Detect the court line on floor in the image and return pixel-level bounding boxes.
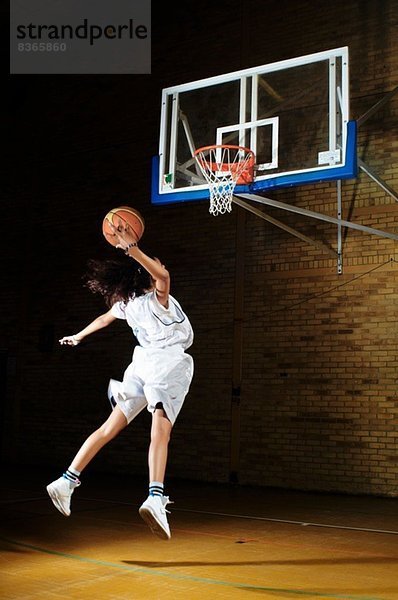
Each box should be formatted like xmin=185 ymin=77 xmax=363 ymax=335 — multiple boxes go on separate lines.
xmin=5 ymin=500 xmax=395 ymax=563
xmin=174 ymin=508 xmax=398 ymax=536
xmin=3 ymin=494 xmax=397 ymax=536
xmin=0 ymin=536 xmax=387 ymax=600
xmin=74 ymin=496 xmax=398 ymax=536
xmin=0 ymin=496 xmax=45 ymax=505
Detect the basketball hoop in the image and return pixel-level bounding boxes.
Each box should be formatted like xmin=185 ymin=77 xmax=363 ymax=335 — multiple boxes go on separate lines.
xmin=193 ymin=145 xmax=255 ymax=216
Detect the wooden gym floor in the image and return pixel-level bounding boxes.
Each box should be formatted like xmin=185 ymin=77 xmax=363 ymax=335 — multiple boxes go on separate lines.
xmin=1 ymin=469 xmax=397 ymax=600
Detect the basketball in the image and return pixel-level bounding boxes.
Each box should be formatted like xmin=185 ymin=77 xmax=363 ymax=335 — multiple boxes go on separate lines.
xmin=102 ymin=206 xmax=145 ymax=247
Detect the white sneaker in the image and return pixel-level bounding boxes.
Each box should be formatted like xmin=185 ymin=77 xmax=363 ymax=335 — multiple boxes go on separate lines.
xmin=139 ymin=495 xmax=172 ymax=540
xmin=46 ymin=476 xmax=80 ymax=517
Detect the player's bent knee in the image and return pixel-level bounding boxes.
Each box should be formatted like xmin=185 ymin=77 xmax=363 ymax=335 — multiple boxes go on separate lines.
xmin=98 ymin=422 xmax=124 ymax=441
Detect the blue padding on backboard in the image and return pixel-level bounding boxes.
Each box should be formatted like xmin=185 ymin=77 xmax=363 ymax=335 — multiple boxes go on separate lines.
xmin=151 ymin=120 xmax=357 ymax=205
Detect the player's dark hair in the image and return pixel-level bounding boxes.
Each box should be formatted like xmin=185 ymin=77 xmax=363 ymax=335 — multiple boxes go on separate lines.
xmin=84 ymin=257 xmax=152 ymax=307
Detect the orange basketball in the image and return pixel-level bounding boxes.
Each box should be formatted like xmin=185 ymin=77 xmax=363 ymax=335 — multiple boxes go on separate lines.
xmin=102 ymin=206 xmax=145 ymax=247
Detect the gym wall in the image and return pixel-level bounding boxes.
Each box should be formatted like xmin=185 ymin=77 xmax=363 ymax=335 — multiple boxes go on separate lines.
xmin=5 ymin=0 xmax=397 ymax=496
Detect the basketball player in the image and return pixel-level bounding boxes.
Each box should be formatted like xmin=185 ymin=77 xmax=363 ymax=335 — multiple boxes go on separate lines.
xmin=46 ymin=223 xmax=194 ymax=540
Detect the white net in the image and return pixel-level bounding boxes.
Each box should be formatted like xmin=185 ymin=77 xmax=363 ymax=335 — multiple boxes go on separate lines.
xmin=193 ymin=145 xmax=255 ymax=216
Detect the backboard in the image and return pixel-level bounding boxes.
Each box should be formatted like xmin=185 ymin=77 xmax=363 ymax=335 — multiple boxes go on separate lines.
xmin=152 ymin=47 xmax=357 ymax=205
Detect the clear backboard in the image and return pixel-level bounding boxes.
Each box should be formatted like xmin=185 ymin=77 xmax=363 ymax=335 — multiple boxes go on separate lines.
xmin=151 ymin=47 xmax=357 ymax=205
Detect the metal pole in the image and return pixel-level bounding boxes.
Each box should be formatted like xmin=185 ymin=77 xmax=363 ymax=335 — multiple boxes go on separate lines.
xmin=337 ymin=180 xmax=343 ymax=274
xmin=230 ymin=210 xmax=246 ymax=483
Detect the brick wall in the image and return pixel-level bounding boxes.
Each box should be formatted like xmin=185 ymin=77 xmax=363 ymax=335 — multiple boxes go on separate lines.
xmin=4 ymin=0 xmax=397 ymax=496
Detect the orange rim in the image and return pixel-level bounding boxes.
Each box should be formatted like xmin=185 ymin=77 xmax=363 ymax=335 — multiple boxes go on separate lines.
xmin=193 ymin=145 xmax=255 ymax=182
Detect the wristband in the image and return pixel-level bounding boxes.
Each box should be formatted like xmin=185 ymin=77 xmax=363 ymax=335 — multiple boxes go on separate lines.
xmin=125 ymin=242 xmax=138 ymax=254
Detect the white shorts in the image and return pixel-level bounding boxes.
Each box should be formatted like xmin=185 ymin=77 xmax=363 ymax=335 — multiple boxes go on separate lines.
xmin=108 ymin=346 xmax=194 ymax=425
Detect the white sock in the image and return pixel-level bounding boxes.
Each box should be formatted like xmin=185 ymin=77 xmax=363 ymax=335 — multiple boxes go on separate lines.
xmin=149 ymin=481 xmax=164 ymax=497
xmin=63 ymin=467 xmax=81 ymax=487
xmin=68 ymin=466 xmax=81 ymax=477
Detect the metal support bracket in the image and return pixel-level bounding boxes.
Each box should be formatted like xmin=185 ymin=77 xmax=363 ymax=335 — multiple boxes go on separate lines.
xmin=236 ymin=192 xmax=398 ymax=239
xmin=356 ymin=86 xmax=398 ymax=203
xmin=357 ymin=158 xmax=398 ymax=202
xmin=356 ymin=86 xmax=398 ymax=128
xmin=233 ymin=196 xmax=337 ymax=258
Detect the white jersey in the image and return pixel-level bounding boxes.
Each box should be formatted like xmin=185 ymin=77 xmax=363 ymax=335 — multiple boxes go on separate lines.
xmin=109 ymin=290 xmax=194 ymax=425
xmin=110 ymin=290 xmax=193 ymax=350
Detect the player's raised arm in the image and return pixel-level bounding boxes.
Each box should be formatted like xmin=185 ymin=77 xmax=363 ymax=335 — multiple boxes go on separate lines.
xmin=129 ymin=251 xmax=170 ymax=308
xmin=109 ymin=222 xmax=170 ymax=307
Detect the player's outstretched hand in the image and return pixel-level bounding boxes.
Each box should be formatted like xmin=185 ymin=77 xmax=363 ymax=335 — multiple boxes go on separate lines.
xmin=59 ymin=335 xmax=81 ymax=346
xmin=108 ymin=222 xmax=138 ymax=252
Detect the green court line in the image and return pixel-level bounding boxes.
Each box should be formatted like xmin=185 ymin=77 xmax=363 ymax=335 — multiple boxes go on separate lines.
xmin=0 ymin=536 xmax=385 ymax=600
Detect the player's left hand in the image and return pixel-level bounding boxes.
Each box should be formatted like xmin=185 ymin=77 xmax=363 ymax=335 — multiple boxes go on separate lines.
xmin=59 ymin=335 xmax=81 ymax=346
